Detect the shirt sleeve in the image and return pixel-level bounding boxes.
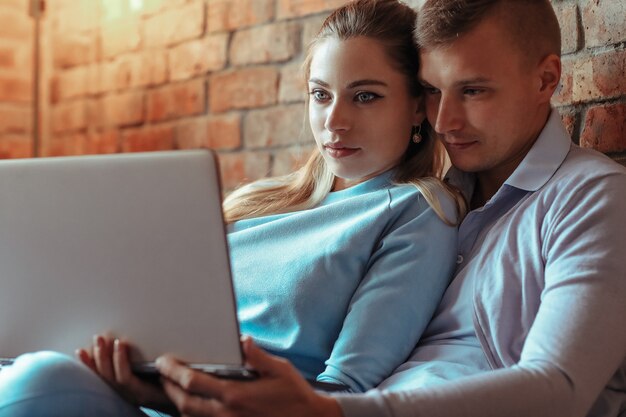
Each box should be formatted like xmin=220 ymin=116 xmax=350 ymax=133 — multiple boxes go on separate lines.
xmin=334 ymin=172 xmax=626 ymax=416
xmin=316 ymin=187 xmax=458 ymax=392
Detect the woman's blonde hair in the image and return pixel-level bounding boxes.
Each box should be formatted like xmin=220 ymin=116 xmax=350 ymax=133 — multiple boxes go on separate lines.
xmin=224 ymin=0 xmax=466 ymax=225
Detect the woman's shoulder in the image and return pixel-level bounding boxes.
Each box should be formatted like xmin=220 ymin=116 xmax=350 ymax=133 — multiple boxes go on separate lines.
xmin=387 ymin=180 xmax=460 ymax=225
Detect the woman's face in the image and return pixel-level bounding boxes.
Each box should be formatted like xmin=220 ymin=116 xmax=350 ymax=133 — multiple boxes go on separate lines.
xmin=307 ymin=36 xmax=423 ymax=191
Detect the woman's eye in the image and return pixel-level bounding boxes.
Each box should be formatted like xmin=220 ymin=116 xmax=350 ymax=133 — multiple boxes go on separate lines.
xmin=355 ymin=92 xmax=379 ymax=103
xmin=309 ymin=90 xmax=330 ymax=102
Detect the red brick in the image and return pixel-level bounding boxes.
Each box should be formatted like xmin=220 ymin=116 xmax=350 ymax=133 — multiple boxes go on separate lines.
xmin=52 ymin=31 xmax=99 ymax=69
xmin=175 ymin=117 xmax=208 ymax=150
xmin=208 ymin=113 xmax=242 ymax=150
xmin=244 ymin=104 xmax=308 ymax=148
xmin=582 ymin=0 xmax=626 ymax=47
xmin=272 ymin=145 xmax=315 ymax=176
xmin=177 ymin=113 xmax=242 ymax=150
xmin=144 ymin=1 xmax=205 ymax=48
xmin=558 ymin=109 xmax=578 ymax=139
xmin=86 ymin=63 xmax=107 ymax=96
xmin=51 ymin=100 xmax=87 ymax=133
xmin=209 ymin=67 xmax=279 ymax=113
xmin=101 ymin=17 xmax=142 ymax=59
xmin=140 ymin=0 xmax=190 ymax=16
xmin=100 ymin=91 xmax=145 ymax=127
xmin=1 ymin=0 xmax=29 ymax=10
xmin=43 ymin=133 xmax=87 ymax=157
xmin=0 ymin=135 xmax=32 ymax=159
xmin=0 ymin=45 xmax=15 ymax=69
xmin=554 ymin=3 xmax=579 ymax=54
xmin=301 ymin=14 xmax=328 ymax=49
xmin=553 ymin=56 xmax=575 ymax=106
xmin=580 ymin=103 xmax=626 ymax=154
xmin=84 ymin=130 xmax=120 ymax=154
xmin=207 ymin=0 xmax=274 ymax=33
xmin=217 ymin=151 xmax=271 ymax=190
xmin=54 ymin=1 xmax=100 ymax=33
xmin=0 ymin=76 xmax=31 ymax=103
xmin=102 ymin=51 xmax=168 ymax=92
xmin=0 ymin=7 xmax=32 ymax=40
xmin=230 ymin=22 xmax=300 ymax=66
xmin=169 ymin=34 xmax=228 ymax=81
xmin=176 ymin=113 xmax=244 ymax=151
xmin=279 ymin=60 xmax=307 ymax=103
xmin=0 ymin=104 xmax=31 ymax=134
xmin=573 ymin=49 xmax=626 ymax=102
xmin=121 ymin=125 xmax=176 ymax=152
xmin=54 ymin=66 xmax=89 ymax=101
xmin=147 ymin=79 xmax=206 ymax=122
xmin=277 ymin=0 xmax=348 ymax=19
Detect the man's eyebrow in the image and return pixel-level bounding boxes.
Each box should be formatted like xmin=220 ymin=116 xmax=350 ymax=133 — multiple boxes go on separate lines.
xmin=419 ymin=77 xmax=493 ymax=88
xmin=308 ymin=78 xmax=388 ymax=88
xmin=453 ymin=77 xmax=492 ymax=87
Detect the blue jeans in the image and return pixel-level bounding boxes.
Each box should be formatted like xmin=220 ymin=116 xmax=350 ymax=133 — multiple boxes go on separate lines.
xmin=0 ymin=351 xmax=169 ymax=417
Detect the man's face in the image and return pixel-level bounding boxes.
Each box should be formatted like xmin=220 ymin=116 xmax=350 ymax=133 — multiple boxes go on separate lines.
xmin=419 ymin=16 xmax=546 ymax=185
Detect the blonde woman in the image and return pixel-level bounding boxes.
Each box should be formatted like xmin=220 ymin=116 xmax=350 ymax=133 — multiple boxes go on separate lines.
xmin=0 ymin=1 xmax=465 ymax=415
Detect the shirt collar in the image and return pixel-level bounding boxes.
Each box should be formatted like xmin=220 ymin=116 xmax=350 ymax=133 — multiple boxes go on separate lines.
xmin=505 ymin=109 xmax=571 ymax=191
xmin=445 ymin=109 xmax=572 ymax=195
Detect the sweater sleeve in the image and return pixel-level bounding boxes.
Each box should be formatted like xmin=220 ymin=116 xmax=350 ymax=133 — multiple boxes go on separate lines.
xmin=316 ymin=187 xmax=458 ymax=392
xmin=334 ymin=172 xmax=626 ymax=416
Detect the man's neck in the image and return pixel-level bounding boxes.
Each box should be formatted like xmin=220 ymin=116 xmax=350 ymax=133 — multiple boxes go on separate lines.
xmin=471 ymin=173 xmax=505 ymax=209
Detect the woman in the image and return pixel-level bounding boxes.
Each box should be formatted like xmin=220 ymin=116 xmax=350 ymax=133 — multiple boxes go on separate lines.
xmin=0 ymin=1 xmax=465 ymax=415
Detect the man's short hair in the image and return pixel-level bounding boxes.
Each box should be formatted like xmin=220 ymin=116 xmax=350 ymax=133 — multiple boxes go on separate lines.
xmin=416 ymin=0 xmax=561 ymax=65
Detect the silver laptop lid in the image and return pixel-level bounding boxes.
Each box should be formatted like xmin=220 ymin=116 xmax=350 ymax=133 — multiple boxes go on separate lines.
xmin=0 ymin=150 xmax=244 ymax=371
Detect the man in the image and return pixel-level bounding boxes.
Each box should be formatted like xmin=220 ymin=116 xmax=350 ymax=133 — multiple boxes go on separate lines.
xmin=2 ymin=1 xmax=624 ymax=416
xmin=153 ymin=1 xmax=626 ymax=416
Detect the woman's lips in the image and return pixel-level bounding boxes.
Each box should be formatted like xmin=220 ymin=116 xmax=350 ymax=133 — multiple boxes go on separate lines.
xmin=324 ymin=144 xmax=360 ymax=158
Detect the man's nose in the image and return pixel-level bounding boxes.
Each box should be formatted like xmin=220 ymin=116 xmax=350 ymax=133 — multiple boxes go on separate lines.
xmin=433 ymin=94 xmax=463 ymax=134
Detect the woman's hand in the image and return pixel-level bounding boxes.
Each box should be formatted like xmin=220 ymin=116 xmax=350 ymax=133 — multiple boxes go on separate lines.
xmin=76 ymin=334 xmax=177 ymax=414
xmin=156 ymin=337 xmax=344 ymax=417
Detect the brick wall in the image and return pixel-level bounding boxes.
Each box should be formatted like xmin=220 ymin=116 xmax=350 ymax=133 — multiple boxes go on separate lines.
xmin=0 ymin=0 xmax=624 ymax=189
xmin=0 ymin=0 xmax=33 ymax=158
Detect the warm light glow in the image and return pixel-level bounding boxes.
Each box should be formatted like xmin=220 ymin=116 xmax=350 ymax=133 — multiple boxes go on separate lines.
xmin=102 ymin=0 xmax=145 ymax=21
xmin=130 ymin=0 xmax=144 ymax=11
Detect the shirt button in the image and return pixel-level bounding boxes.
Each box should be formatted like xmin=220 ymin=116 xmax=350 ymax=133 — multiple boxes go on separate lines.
xmin=456 ymin=255 xmax=464 ymax=264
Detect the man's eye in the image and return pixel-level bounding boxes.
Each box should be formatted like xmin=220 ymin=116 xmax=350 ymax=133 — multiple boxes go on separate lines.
xmin=464 ymin=88 xmax=484 ymax=96
xmin=423 ymin=87 xmax=440 ymax=95
xmin=355 ymin=92 xmax=380 ymax=103
xmin=309 ymin=90 xmax=330 ymax=102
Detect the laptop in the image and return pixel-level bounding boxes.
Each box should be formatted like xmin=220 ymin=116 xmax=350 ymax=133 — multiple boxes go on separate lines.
xmin=0 ymin=149 xmax=255 ymax=379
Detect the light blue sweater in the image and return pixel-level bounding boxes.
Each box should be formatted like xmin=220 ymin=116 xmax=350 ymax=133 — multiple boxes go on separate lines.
xmin=227 ymin=171 xmax=458 ymax=392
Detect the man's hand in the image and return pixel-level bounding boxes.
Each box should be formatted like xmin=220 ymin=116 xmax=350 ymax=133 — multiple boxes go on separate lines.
xmin=156 ymin=337 xmax=344 ymax=417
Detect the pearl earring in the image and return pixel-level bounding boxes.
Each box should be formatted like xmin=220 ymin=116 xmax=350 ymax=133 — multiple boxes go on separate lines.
xmin=412 ymin=125 xmax=422 ymax=144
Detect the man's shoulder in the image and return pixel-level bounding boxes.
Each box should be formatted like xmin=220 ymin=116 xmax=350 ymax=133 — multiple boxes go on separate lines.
xmin=551 ymin=144 xmax=626 ymax=185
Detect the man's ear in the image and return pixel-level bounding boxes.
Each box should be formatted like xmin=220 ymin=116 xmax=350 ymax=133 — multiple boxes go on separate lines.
xmin=537 ymin=53 xmax=561 ymax=103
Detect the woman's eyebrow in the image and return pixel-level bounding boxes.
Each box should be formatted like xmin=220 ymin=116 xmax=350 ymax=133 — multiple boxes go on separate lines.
xmin=308 ymin=78 xmax=388 ymax=88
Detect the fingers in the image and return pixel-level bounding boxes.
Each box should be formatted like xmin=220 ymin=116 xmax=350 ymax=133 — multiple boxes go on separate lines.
xmin=93 ymin=335 xmax=116 ymax=382
xmin=156 ymin=356 xmax=227 ymax=400
xmin=161 ymin=379 xmax=230 ymax=417
xmin=76 ymin=348 xmax=97 ymax=372
xmin=241 ymin=337 xmax=292 ymax=378
xmin=112 ymin=339 xmax=134 ymax=385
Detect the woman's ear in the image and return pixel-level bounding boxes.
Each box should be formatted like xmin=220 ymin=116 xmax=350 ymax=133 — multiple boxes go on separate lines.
xmin=413 ymin=99 xmax=426 ymax=125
